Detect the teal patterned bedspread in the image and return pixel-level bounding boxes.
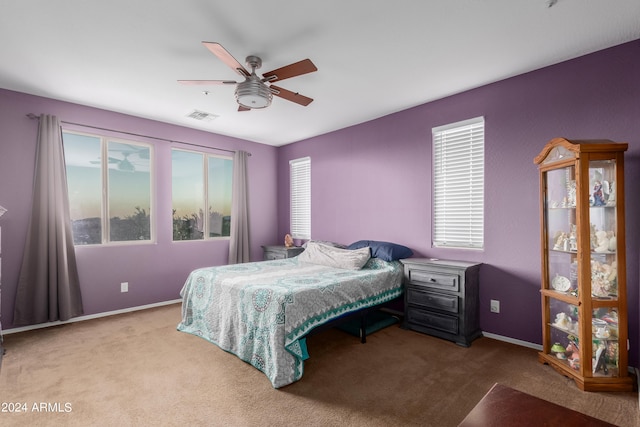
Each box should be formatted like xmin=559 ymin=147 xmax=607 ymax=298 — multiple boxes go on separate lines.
xmin=177 ymin=256 xmax=403 ymax=388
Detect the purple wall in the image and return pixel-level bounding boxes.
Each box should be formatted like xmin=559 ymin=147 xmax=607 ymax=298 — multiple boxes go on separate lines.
xmin=0 ymin=89 xmax=279 ymax=328
xmin=277 ymin=40 xmax=640 ymax=366
xmin=1 ymin=40 xmax=638 ymax=367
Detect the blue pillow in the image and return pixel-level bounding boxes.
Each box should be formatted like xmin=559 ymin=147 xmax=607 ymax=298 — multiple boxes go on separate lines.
xmin=346 ymin=240 xmax=413 ymax=262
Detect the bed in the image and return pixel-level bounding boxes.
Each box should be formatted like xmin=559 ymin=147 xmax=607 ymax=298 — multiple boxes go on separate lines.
xmin=177 ymin=240 xmax=411 ymax=388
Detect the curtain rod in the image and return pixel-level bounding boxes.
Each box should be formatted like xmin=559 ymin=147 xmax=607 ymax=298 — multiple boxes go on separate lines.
xmin=26 ymin=113 xmax=250 ymax=156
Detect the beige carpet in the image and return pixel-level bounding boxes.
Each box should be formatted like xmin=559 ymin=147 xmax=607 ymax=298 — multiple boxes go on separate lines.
xmin=0 ymin=303 xmax=637 ymax=427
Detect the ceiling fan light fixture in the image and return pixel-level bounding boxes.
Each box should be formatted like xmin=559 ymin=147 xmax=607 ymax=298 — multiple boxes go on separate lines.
xmin=235 ymin=77 xmax=272 ymax=109
xmin=180 ymin=43 xmax=316 ymax=110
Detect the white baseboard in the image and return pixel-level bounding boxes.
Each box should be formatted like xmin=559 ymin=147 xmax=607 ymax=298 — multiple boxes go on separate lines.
xmin=483 ymin=332 xmax=639 ymax=378
xmin=3 ymin=299 xmax=182 ymax=335
xmin=481 ymin=331 xmax=543 ymax=351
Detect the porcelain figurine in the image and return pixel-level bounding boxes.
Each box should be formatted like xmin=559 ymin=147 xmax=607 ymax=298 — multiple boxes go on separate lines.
xmin=565 ymin=340 xmax=580 ymax=371
xmin=553 ymin=312 xmax=571 ymax=330
xmin=607 ymin=232 xmax=617 ymax=252
xmin=553 ymin=231 xmax=567 ymax=250
xmin=606 ymin=181 xmax=616 ymax=205
xmin=551 ymin=343 xmax=566 ymax=359
xmin=284 ymin=233 xmax=294 ymax=248
xmin=593 ymin=342 xmax=608 ymax=374
xmin=591 ymin=259 xmax=616 ymax=297
xmin=592 ymin=181 xmax=606 ymax=206
xmin=594 ymin=230 xmax=610 ymax=253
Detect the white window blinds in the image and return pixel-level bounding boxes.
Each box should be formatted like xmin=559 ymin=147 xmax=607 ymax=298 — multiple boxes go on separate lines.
xmin=290 ymin=157 xmax=311 ymax=239
xmin=432 ymin=117 xmax=484 ymax=249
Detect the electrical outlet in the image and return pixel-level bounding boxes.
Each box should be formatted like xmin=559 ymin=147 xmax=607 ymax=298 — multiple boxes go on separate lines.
xmin=490 ymin=299 xmax=500 ymax=313
xmin=121 ymin=282 xmax=129 ymax=293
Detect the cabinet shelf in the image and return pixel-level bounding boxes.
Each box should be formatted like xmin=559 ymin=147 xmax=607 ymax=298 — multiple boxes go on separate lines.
xmin=540 ymin=289 xmax=577 ymax=304
xmin=535 ymin=137 xmax=633 ymax=392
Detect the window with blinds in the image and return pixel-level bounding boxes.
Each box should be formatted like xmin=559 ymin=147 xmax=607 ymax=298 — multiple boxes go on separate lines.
xmin=432 ymin=117 xmax=484 ymax=249
xmin=290 ymin=157 xmax=311 ymax=239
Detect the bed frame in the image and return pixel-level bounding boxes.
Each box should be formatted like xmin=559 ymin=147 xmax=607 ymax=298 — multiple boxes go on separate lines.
xmin=306 ymin=297 xmax=403 ymax=343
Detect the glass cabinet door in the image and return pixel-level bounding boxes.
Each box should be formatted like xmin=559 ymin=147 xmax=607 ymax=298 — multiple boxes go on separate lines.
xmin=588 ymin=159 xmax=620 ymax=377
xmin=545 ymin=166 xmax=578 ymax=295
xmin=543 ymin=160 xmax=621 ymax=378
xmin=544 ymin=166 xmax=582 ymax=371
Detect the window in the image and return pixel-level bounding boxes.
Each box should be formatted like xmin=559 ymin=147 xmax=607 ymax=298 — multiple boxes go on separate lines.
xmin=171 ymin=149 xmax=233 ymax=240
xmin=290 ymin=157 xmax=311 ymax=240
xmin=63 ymin=131 xmax=153 ymax=245
xmin=432 ymin=117 xmax=484 ymax=249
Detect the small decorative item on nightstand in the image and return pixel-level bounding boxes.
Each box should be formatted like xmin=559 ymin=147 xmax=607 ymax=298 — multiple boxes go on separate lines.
xmin=284 ymin=233 xmax=294 ymax=248
xmin=262 ymin=245 xmax=304 ymax=261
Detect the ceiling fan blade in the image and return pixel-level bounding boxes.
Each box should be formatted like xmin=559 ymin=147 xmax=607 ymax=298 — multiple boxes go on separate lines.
xmin=238 ymin=105 xmax=251 ymax=112
xmin=202 ymin=42 xmax=250 ymax=77
xmin=262 ymin=59 xmax=317 ymax=82
xmin=270 ymin=85 xmax=313 ymax=106
xmin=178 ymin=79 xmax=237 ymax=85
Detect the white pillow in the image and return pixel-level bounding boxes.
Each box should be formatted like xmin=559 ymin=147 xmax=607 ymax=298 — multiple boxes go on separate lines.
xmin=297 ymin=241 xmax=370 ymax=270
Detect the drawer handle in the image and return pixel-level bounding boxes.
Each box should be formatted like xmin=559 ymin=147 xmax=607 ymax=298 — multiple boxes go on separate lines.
xmin=429 ymin=278 xmax=437 ymax=282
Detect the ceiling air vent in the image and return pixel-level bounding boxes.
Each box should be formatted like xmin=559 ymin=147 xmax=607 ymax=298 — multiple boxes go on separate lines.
xmin=186 ymin=109 xmax=218 ymax=122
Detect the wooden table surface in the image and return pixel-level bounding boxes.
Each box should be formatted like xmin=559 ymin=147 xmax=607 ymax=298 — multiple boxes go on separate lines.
xmin=458 ymin=383 xmax=617 ymax=427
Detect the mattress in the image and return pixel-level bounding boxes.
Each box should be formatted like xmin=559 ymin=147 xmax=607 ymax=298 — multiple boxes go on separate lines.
xmin=177 ymin=256 xmax=403 ymax=388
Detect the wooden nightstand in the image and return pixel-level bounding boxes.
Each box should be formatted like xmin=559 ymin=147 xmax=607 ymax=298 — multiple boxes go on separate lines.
xmin=261 ymin=245 xmax=304 ymax=260
xmin=400 ymin=258 xmax=482 ymax=347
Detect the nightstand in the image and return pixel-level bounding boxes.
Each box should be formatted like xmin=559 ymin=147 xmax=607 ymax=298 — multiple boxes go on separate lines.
xmin=262 ymin=245 xmax=304 ymax=260
xmin=400 ymin=258 xmax=482 ymax=347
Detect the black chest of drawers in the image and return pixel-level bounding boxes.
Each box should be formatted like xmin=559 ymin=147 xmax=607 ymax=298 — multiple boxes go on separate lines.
xmin=401 ymin=258 xmax=482 ymax=347
xmin=261 ymin=245 xmax=304 ymax=260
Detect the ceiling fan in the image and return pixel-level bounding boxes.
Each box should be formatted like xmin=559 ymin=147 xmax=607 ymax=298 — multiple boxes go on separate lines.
xmin=178 ymin=42 xmax=317 ymax=111
xmin=90 ymin=145 xmax=149 ymax=172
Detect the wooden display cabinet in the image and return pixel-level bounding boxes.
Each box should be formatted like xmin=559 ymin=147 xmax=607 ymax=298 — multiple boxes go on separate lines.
xmin=534 ymin=138 xmax=633 ymax=391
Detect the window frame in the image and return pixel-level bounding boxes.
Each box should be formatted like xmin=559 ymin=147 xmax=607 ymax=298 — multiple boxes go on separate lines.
xmin=171 ymin=147 xmax=233 ymax=242
xmin=432 ymin=117 xmax=485 ymax=250
xmin=62 ymin=130 xmax=155 ymax=246
xmin=289 ymin=157 xmax=311 ymax=240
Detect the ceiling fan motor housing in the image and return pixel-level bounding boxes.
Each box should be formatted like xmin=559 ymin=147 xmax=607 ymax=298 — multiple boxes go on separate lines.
xmin=235 ymin=75 xmax=272 ymax=109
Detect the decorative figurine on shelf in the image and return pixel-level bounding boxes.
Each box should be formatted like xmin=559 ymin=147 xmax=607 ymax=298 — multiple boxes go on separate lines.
xmin=565 ymin=340 xmax=580 ymax=371
xmin=606 ymin=181 xmax=616 ymax=206
xmin=594 ymin=230 xmax=610 ymax=253
xmin=595 ymin=325 xmax=611 ymax=339
xmin=607 ymin=231 xmax=617 ymax=252
xmin=553 ymin=231 xmax=567 ymax=250
xmin=551 ymin=343 xmax=567 ymax=359
xmin=591 ymin=259 xmax=617 ymax=297
xmin=590 ymin=224 xmax=599 ymax=250
xmin=593 ymin=342 xmax=608 ymax=374
xmin=606 ymin=342 xmax=619 ymax=367
xmin=565 ymin=180 xmax=577 ymax=207
xmin=568 ymin=224 xmax=577 ymax=251
xmin=602 ymin=180 xmax=611 ymax=202
xmin=553 ymin=312 xmax=572 ymax=331
xmin=592 ymin=181 xmax=606 ymax=206
xmin=284 ymin=233 xmax=294 ymax=248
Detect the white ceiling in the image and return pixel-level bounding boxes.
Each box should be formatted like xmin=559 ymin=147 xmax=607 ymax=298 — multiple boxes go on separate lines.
xmin=1 ymin=1 xmax=639 ymax=147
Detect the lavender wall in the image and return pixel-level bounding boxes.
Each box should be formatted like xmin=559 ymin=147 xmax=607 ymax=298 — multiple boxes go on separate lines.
xmin=0 ymin=89 xmax=279 ymax=329
xmin=1 ymin=40 xmax=638 ymax=367
xmin=277 ymin=40 xmax=640 ymax=366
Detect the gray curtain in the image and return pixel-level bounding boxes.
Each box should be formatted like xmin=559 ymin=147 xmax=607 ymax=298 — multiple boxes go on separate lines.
xmin=228 ymin=150 xmax=250 ymax=264
xmin=13 ymin=115 xmax=83 ymax=326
